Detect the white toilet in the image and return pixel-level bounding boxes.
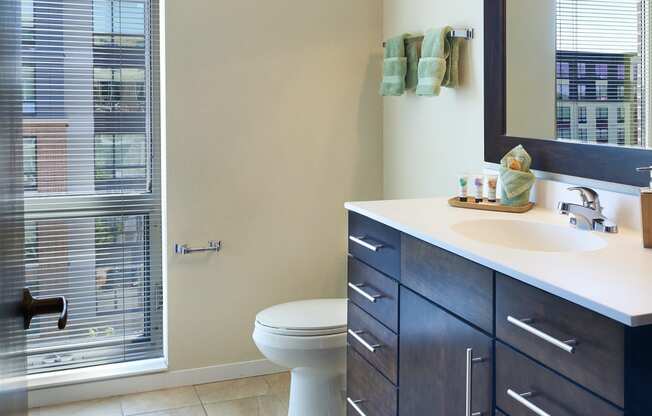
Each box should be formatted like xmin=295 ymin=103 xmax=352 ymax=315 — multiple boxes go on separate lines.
xmin=253 ymin=299 xmax=347 ymax=416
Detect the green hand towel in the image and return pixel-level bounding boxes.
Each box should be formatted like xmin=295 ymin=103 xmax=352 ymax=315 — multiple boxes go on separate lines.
xmin=443 ymin=36 xmax=461 ymax=88
xmin=499 ymin=145 xmax=536 ymax=206
xmin=405 ymin=37 xmax=421 ymax=90
xmin=416 ymin=27 xmax=452 ymax=96
xmin=380 ymin=34 xmax=409 ymax=96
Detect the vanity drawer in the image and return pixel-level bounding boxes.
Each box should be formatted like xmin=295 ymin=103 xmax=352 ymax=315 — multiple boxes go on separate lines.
xmin=496 ymin=274 xmax=625 ymax=407
xmin=348 ymin=301 xmax=398 ymax=384
xmin=496 ymin=343 xmax=623 ymax=416
xmin=348 ymin=257 xmax=398 ymax=332
xmin=347 ymin=347 xmax=397 ymax=416
xmin=401 ymin=234 xmax=494 ymax=333
xmin=348 ymin=212 xmax=401 ymax=280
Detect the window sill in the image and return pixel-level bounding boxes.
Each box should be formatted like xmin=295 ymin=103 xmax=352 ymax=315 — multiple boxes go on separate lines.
xmin=27 ymin=358 xmax=168 ymax=391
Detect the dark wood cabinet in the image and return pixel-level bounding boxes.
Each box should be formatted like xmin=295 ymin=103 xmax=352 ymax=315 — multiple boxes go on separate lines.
xmin=348 ymin=257 xmax=399 ymax=332
xmin=347 ymin=301 xmax=398 ymax=384
xmin=346 ymin=211 xmax=652 ymax=416
xmin=348 ymin=212 xmax=401 ymax=280
xmin=496 ymin=273 xmax=625 ymax=406
xmin=401 ymin=234 xmax=494 ymax=333
xmin=496 ymin=342 xmax=623 ymax=416
xmin=399 ymin=287 xmax=493 ymax=416
xmin=347 ymin=348 xmax=397 ymax=416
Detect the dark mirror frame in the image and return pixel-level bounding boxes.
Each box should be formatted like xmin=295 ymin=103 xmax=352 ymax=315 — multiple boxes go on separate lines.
xmin=484 ymin=0 xmax=652 ymax=187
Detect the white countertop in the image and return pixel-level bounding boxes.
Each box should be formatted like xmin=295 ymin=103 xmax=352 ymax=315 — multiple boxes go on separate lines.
xmin=345 ymin=197 xmax=652 ymax=327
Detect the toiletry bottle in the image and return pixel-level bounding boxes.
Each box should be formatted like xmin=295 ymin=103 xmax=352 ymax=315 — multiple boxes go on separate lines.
xmin=486 ymin=175 xmax=498 ymax=203
xmin=473 ymin=175 xmax=485 ymax=203
xmin=638 ymin=166 xmax=652 ymax=249
xmin=458 ymin=174 xmax=469 ymax=202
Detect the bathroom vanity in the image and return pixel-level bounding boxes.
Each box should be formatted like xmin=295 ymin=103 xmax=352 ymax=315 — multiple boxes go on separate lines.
xmin=345 ymin=198 xmax=652 ymax=416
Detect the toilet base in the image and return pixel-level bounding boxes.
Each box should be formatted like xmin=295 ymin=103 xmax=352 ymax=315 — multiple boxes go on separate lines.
xmin=288 ymin=367 xmax=345 ymax=416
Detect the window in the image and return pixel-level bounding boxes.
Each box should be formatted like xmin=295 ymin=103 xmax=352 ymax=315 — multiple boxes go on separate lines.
xmin=595 ymin=63 xmax=608 ymax=79
xmin=557 ymin=62 xmax=570 ymax=78
xmin=618 ymin=85 xmax=625 ymax=99
xmin=556 ymin=106 xmax=571 ymax=123
xmin=556 ymin=0 xmax=646 ymax=147
xmin=596 ymin=81 xmax=608 ymax=101
xmin=22 ymin=65 xmax=36 ymax=114
xmin=19 ymin=0 xmax=162 ymax=375
xmin=94 ymin=68 xmax=146 ymax=113
xmin=578 ymin=127 xmax=588 ymax=141
xmin=578 ymin=107 xmax=587 ymax=124
xmin=597 ymin=128 xmax=609 ymax=142
xmin=596 ymin=107 xmax=609 ymax=142
xmin=557 ymin=80 xmax=570 ymax=100
xmin=618 ymin=107 xmax=625 ymax=123
xmin=617 ymin=128 xmax=626 ymax=144
xmin=617 ymin=64 xmax=626 ymax=80
xmin=23 ymin=137 xmax=37 ymax=191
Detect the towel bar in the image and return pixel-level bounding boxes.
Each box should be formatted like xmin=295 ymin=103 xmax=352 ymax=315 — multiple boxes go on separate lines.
xmin=382 ymin=28 xmax=474 ymax=47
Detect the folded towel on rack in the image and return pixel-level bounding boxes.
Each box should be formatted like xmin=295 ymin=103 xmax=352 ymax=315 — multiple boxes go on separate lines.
xmin=405 ymin=37 xmax=421 ymax=90
xmin=380 ymin=34 xmax=409 ymax=96
xmin=443 ymin=35 xmax=461 ymax=88
xmin=416 ymin=26 xmax=452 ymax=96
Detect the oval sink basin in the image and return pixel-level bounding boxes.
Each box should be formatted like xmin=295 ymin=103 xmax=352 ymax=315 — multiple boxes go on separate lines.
xmin=451 ymin=219 xmax=607 ymax=253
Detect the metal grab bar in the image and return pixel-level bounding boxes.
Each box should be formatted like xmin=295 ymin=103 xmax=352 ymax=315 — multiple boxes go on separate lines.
xmin=174 ymin=240 xmax=222 ymax=255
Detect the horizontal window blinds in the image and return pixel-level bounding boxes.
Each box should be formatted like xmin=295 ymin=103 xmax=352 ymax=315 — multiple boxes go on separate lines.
xmin=556 ymin=0 xmax=648 ymax=147
xmin=14 ymin=0 xmax=162 ymax=374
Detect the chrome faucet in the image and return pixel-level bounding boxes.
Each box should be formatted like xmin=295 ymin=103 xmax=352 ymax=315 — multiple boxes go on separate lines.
xmin=558 ymin=187 xmax=619 ymax=233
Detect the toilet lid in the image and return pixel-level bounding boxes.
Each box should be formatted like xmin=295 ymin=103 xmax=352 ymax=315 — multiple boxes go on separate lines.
xmin=256 ymin=299 xmax=347 ymax=336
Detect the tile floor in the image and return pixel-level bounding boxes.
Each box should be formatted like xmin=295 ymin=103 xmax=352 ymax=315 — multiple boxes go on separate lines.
xmin=29 ymin=373 xmax=290 ymax=416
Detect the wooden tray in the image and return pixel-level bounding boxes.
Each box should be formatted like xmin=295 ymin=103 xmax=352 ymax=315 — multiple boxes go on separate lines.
xmin=448 ymin=197 xmax=534 ymax=213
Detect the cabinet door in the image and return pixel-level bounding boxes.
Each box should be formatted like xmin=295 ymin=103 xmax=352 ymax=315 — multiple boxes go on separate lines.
xmin=400 ymin=287 xmax=493 ymax=416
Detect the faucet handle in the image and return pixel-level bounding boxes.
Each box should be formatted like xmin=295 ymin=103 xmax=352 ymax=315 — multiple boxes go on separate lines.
xmin=567 ymin=187 xmax=601 ymax=211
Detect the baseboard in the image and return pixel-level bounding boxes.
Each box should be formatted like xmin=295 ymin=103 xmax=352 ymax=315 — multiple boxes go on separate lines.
xmin=28 ymin=359 xmax=286 ymax=409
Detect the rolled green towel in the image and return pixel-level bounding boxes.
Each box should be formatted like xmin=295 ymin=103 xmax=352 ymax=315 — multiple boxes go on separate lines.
xmin=499 ymin=145 xmax=536 ymax=206
xmin=416 ymin=27 xmax=452 ymax=96
xmin=380 ymin=34 xmax=409 ymax=96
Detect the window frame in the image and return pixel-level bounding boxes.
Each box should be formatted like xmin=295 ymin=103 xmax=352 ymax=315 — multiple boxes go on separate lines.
xmin=21 ymin=0 xmax=163 ymax=377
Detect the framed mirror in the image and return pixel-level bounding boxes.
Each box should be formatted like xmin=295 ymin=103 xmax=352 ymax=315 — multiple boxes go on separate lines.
xmin=485 ymin=0 xmax=652 ymax=186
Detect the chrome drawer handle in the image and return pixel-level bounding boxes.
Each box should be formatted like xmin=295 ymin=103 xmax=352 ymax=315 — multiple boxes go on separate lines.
xmin=507 ymin=316 xmax=577 ymax=354
xmin=348 ymin=283 xmax=382 ymax=303
xmin=348 ymin=329 xmax=382 ymax=353
xmin=349 ymin=235 xmax=384 ymax=252
xmin=507 ymin=390 xmax=551 ymax=416
xmin=465 ymin=348 xmax=485 ymax=416
xmin=347 ymin=398 xmax=367 ymax=416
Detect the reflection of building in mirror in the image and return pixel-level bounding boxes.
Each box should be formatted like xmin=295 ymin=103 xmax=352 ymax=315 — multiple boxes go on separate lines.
xmin=555 ymin=51 xmax=641 ymax=147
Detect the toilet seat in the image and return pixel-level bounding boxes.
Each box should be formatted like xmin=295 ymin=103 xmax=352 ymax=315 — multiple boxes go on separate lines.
xmin=255 ymin=299 xmax=347 ymax=337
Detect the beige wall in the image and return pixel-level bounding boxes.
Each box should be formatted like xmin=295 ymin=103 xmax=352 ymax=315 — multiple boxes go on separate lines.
xmin=165 ymin=0 xmax=383 ymax=371
xmin=382 ymin=0 xmax=485 ymax=199
xmin=506 ymin=0 xmax=556 ymax=139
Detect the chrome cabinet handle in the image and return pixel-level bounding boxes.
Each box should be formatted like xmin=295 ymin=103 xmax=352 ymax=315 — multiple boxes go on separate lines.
xmin=347 ymin=398 xmax=367 ymax=416
xmin=349 ymin=235 xmax=384 ymax=252
xmin=465 ymin=348 xmax=485 ymax=416
xmin=507 ymin=316 xmax=577 ymax=354
xmin=348 ymin=283 xmax=382 ymax=303
xmin=348 ymin=329 xmax=381 ymax=353
xmin=507 ymin=390 xmax=551 ymax=416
